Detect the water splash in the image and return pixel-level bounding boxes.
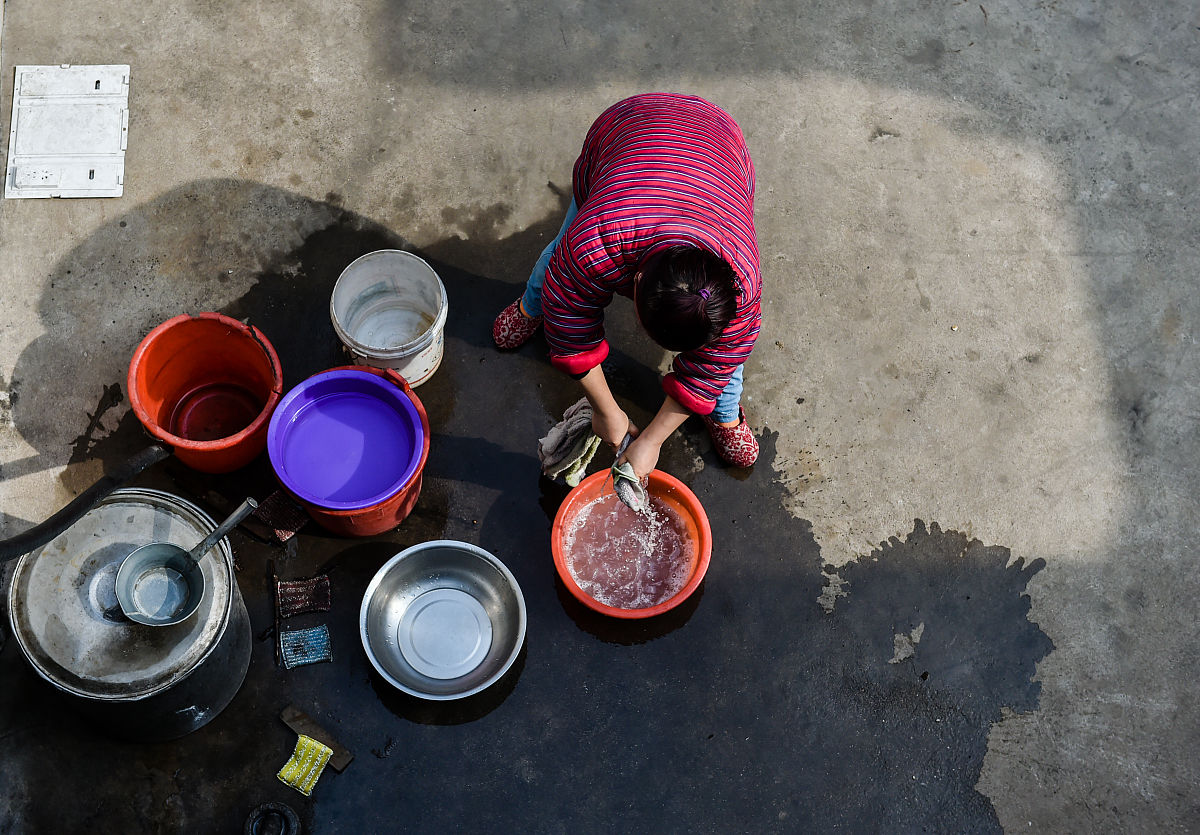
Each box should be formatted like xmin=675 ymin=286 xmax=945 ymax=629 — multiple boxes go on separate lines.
xmin=563 ymin=492 xmax=692 ymax=609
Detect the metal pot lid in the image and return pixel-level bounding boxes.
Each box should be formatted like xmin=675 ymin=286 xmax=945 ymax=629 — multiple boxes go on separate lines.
xmin=7 ymin=488 xmax=234 ymax=701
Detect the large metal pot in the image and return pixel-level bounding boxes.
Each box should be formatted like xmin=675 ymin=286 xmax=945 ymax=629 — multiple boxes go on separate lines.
xmin=6 ymin=488 xmax=251 ymax=741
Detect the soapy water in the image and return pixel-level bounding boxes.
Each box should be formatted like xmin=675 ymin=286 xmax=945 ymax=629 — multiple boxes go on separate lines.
xmin=564 ymin=491 xmax=693 ymax=609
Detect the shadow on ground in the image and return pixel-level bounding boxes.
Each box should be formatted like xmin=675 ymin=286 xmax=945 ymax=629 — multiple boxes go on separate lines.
xmin=0 ymin=182 xmax=1050 ymax=833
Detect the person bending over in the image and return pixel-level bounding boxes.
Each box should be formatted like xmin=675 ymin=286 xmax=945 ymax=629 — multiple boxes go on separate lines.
xmin=493 ymin=93 xmax=762 ymax=476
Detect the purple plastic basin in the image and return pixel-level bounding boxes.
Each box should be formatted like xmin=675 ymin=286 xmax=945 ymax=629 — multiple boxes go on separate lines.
xmin=267 ymin=369 xmax=425 ymax=511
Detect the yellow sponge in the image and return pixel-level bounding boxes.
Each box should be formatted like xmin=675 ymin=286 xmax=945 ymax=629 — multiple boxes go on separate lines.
xmin=277 ymin=734 xmax=333 ymax=796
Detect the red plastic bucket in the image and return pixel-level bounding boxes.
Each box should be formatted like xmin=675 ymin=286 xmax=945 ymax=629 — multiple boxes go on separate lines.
xmin=267 ymin=366 xmax=430 ymax=537
xmin=551 ymin=470 xmax=712 ymax=619
xmin=128 ymin=313 xmax=283 ymax=474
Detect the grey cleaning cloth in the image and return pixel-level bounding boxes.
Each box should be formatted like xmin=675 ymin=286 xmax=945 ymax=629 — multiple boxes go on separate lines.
xmin=611 ymin=434 xmax=648 ymax=513
xmin=539 ymin=397 xmax=602 ymax=487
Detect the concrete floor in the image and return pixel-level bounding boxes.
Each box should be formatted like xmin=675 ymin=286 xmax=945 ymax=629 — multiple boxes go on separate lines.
xmin=1 ymin=0 xmax=1198 ymax=832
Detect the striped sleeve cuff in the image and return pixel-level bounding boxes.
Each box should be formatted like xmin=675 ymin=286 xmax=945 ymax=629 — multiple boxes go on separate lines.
xmin=550 ymin=341 xmax=610 ymax=376
xmin=663 ymin=372 xmax=717 ymax=415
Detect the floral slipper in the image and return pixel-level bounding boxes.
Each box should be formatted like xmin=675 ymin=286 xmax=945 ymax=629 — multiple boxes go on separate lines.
xmin=492 ymin=298 xmax=543 ymax=349
xmin=702 ymin=407 xmax=759 ymax=467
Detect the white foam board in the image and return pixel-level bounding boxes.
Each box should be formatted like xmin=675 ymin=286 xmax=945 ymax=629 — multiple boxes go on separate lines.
xmin=5 ymin=64 xmax=130 ymax=198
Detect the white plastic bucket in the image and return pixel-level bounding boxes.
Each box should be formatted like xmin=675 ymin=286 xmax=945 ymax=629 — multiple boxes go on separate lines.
xmin=330 ymin=250 xmax=449 ymax=387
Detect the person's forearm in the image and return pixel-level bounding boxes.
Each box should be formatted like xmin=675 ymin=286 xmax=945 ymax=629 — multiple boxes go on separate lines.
xmin=641 ymin=395 xmax=691 ymax=447
xmin=577 ymin=365 xmax=632 ymax=448
xmin=577 ymin=366 xmax=620 ymax=416
xmin=616 ymin=394 xmax=692 ymax=478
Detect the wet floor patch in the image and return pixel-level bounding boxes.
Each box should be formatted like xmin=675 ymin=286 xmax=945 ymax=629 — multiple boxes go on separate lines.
xmin=0 ymin=181 xmax=1052 ymax=832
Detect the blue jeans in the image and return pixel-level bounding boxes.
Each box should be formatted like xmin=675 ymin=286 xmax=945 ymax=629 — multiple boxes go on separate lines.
xmin=524 ymin=198 xmax=744 ymax=424
xmin=521 ymin=198 xmax=577 ymax=318
xmin=711 ymin=365 xmax=744 ymax=425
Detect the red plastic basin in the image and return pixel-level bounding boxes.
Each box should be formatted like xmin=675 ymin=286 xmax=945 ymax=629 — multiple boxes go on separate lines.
xmin=551 ymin=469 xmax=712 ymax=619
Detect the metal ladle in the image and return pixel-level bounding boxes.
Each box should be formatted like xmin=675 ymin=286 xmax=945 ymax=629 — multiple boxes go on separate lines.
xmin=115 ymin=497 xmax=258 ymax=626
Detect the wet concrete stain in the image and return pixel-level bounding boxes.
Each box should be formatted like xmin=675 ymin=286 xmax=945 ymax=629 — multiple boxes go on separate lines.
xmin=68 ymin=382 xmax=125 ymax=465
xmin=0 ymin=182 xmax=1052 ymax=833
xmin=904 ymin=38 xmax=947 ymax=67
xmin=0 ymin=374 xmax=18 ymax=426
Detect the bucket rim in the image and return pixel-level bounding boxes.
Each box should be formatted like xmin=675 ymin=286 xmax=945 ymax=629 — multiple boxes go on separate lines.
xmin=127 ymin=312 xmax=284 ymax=454
xmin=329 ymin=249 xmax=449 ymax=359
xmin=550 ymin=469 xmax=713 ymax=619
xmin=267 ymin=367 xmax=428 ymax=511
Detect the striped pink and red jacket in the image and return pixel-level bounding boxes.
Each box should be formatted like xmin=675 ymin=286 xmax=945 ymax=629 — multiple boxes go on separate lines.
xmin=541 ymin=93 xmax=762 ymax=415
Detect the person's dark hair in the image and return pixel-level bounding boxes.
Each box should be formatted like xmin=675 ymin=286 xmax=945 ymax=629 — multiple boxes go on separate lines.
xmin=634 ymin=246 xmax=738 ymax=352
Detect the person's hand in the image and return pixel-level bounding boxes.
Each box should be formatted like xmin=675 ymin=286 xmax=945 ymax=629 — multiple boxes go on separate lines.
xmin=593 ymin=404 xmax=637 ymax=450
xmin=618 ymin=434 xmax=660 ymax=481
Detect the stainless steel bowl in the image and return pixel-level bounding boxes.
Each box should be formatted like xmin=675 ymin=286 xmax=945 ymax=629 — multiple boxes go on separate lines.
xmin=360 ymin=540 xmax=526 ymax=700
